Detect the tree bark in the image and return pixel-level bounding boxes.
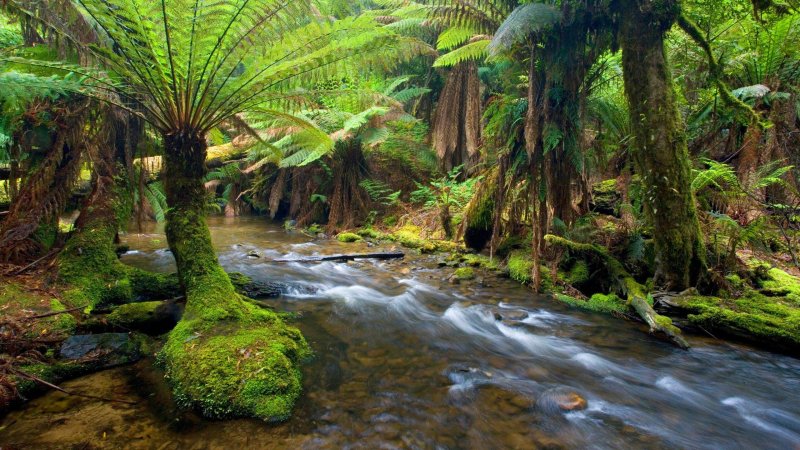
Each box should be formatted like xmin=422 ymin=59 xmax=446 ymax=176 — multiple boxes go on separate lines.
xmin=162 ymin=129 xmax=244 ymax=317
xmin=619 ymin=1 xmax=706 ymax=291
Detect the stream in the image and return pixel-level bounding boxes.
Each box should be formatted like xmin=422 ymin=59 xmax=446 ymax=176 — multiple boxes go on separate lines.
xmin=2 ymin=216 xmax=800 ymax=449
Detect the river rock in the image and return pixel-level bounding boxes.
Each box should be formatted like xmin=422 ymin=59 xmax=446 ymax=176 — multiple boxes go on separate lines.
xmin=536 ymin=386 xmax=588 ymax=413
xmin=59 ymin=333 xmax=142 ymax=368
xmin=246 ymin=250 xmax=261 ymax=258
xmin=241 ymin=280 xmax=286 ymax=298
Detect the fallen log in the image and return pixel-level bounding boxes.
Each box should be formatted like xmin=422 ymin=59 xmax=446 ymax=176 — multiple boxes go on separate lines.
xmin=274 ymin=251 xmax=405 ymax=263
xmin=545 ymin=234 xmax=690 ymax=349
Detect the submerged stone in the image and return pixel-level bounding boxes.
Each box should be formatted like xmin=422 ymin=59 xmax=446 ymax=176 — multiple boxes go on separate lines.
xmin=536 ymin=386 xmax=588 ymax=413
xmin=59 ymin=333 xmax=142 ymax=367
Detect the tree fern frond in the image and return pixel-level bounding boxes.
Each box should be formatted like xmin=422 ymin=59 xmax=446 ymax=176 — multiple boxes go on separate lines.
xmin=433 ymin=39 xmax=490 ymax=67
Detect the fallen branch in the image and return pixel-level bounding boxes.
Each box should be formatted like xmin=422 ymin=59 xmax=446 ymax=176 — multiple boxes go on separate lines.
xmin=545 ymin=235 xmax=690 ymax=349
xmin=274 ymin=251 xmax=405 ymax=263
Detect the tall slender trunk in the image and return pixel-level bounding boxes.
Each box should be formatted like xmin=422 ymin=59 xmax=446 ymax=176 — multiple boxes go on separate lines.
xmin=162 ymin=129 xmax=242 ymax=317
xmin=620 ymin=1 xmax=705 ymax=290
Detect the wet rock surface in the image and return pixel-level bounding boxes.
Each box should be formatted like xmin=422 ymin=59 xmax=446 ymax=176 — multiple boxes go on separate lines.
xmin=59 ymin=333 xmax=142 ymax=367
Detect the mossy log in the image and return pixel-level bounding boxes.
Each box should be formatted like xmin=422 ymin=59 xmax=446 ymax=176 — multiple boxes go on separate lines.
xmin=545 ymin=234 xmax=690 ymax=349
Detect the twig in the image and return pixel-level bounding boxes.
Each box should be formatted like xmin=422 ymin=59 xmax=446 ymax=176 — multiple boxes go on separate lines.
xmin=23 ymin=305 xmax=87 ymax=320
xmin=11 ymin=248 xmax=59 ymax=276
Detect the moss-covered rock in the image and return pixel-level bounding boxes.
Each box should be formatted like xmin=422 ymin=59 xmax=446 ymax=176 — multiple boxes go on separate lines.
xmin=453 ymin=267 xmax=476 ymax=281
xmin=337 ymin=232 xmax=364 ymax=243
xmin=356 ymin=227 xmax=381 ymax=239
xmin=591 ymin=179 xmax=621 ymax=215
xmin=677 ymin=291 xmax=800 ymax=350
xmin=462 ymin=253 xmax=500 ymax=271
xmin=384 ymin=225 xmax=458 ymax=254
xmin=160 ymin=304 xmax=311 ymax=421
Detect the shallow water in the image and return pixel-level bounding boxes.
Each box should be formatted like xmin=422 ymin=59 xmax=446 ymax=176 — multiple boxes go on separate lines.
xmin=2 ymin=216 xmax=800 ymax=449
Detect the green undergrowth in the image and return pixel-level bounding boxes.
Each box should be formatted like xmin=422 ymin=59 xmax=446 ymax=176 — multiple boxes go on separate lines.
xmin=350 ymin=225 xmax=460 ymax=254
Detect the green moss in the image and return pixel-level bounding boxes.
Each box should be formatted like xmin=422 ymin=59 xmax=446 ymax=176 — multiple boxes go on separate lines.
xmin=48 ymin=299 xmax=77 ymax=334
xmin=566 ymin=260 xmax=590 ymax=286
xmin=508 ymin=251 xmax=534 ymax=284
xmin=227 ymin=272 xmax=252 ymax=290
xmin=0 ymin=284 xmax=76 ymax=336
xmin=679 ymin=291 xmax=800 ymax=348
xmin=453 ymin=267 xmax=476 ymax=281
xmin=762 ymin=267 xmax=800 ymax=305
xmin=384 ymin=225 xmax=457 ymax=254
xmin=107 ymin=301 xmax=164 ymax=328
xmin=160 ymin=304 xmax=311 ymax=421
xmin=654 ymin=313 xmax=681 ymax=335
xmin=306 ymin=223 xmax=324 ymax=234
xmin=462 ymin=254 xmax=500 ymax=271
xmin=556 ymin=293 xmax=628 ymax=314
xmin=14 ymin=361 xmax=87 ymax=398
xmin=337 ymin=232 xmax=364 ymax=243
xmin=356 ymin=227 xmax=381 ymax=239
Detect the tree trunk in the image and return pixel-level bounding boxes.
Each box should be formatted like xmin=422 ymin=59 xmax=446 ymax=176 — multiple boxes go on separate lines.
xmin=620 ymin=1 xmax=706 ymax=291
xmin=162 ymin=129 xmax=244 ymax=316
xmin=159 ymin=130 xmax=309 ymax=422
xmin=432 ymin=61 xmax=482 ymax=177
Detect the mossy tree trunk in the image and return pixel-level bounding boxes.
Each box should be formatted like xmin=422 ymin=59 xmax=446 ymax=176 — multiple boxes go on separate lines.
xmin=162 ymin=129 xmax=243 ymax=316
xmin=160 ymin=128 xmax=310 ymax=421
xmin=619 ymin=0 xmax=706 ymax=291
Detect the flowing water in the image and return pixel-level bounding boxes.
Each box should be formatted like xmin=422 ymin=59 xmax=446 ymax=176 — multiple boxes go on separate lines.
xmin=2 ymin=216 xmax=800 ymax=449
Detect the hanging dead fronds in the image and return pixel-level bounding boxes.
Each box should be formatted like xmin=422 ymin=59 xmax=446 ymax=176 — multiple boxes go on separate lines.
xmin=432 ymin=61 xmax=482 ymax=176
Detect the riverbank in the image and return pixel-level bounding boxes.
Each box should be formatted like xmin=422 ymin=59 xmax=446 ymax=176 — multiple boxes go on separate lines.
xmin=2 ymin=216 xmax=800 ymax=448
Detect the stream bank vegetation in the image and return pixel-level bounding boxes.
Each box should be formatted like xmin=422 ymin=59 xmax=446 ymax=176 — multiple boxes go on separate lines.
xmin=1 ymin=0 xmax=800 ymax=422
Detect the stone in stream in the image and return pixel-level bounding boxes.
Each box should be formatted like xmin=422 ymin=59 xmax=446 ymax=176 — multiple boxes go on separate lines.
xmin=246 ymin=250 xmax=261 ymax=258
xmin=536 ymin=386 xmax=588 ymax=413
xmin=59 ymin=333 xmax=142 ymax=368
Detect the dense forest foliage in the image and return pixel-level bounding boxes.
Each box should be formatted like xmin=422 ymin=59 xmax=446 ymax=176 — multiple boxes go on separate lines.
xmin=1 ymin=0 xmax=799 ymax=429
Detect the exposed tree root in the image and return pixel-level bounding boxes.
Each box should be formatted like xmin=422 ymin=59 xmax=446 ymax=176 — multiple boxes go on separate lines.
xmin=545 ymin=234 xmax=690 ymax=349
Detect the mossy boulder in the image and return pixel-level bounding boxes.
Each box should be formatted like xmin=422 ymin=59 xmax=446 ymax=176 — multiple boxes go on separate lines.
xmin=337 ymin=232 xmax=364 ymax=243
xmin=160 ymin=303 xmax=311 ymax=421
xmin=590 ymin=179 xmax=621 ymax=216
xmin=452 ymin=267 xmax=476 ymax=282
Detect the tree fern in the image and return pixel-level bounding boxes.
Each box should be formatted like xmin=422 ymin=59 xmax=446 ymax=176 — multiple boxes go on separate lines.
xmin=433 ymin=39 xmax=490 ymax=67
